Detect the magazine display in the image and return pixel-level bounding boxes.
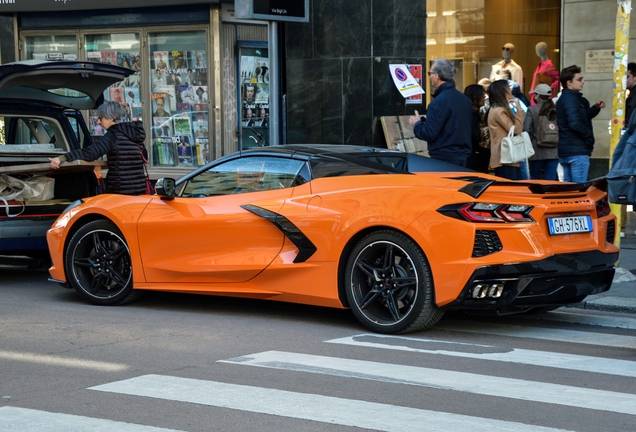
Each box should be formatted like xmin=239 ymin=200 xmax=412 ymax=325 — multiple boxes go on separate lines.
xmin=189 ymin=50 xmax=206 ymax=69
xmin=117 ymin=52 xmax=132 ymax=69
xmin=87 ymin=52 xmax=102 ymax=62
xmin=176 ymin=103 xmax=192 ymax=117
xmin=173 ymin=117 xmax=192 ymax=137
xmin=174 ymin=136 xmax=194 ymax=167
xmin=154 ymin=51 xmax=169 ymax=70
xmin=150 ymin=46 xmax=210 ymax=168
xmin=240 ymin=51 xmax=270 ymax=147
xmin=101 ymin=51 xmax=117 ymax=65
xmin=170 ymin=51 xmax=188 ymax=70
xmin=152 ymin=117 xmax=173 ymax=138
xmin=196 ymin=138 xmax=209 ymax=165
xmin=155 ymin=138 xmax=176 ymax=166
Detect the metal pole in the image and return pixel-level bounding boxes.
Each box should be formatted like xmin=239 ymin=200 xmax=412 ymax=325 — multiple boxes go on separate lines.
xmin=610 ymin=0 xmax=631 ymax=248
xmin=268 ymin=21 xmax=280 ymax=146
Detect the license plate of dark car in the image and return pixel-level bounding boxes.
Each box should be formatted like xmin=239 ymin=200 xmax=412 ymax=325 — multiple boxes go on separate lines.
xmin=548 ymin=215 xmax=593 ymax=235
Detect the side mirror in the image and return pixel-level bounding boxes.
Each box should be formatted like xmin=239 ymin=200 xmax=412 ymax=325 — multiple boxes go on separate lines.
xmin=155 ymin=178 xmax=176 ymax=200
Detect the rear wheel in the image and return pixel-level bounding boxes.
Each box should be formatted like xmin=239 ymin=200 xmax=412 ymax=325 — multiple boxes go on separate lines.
xmin=64 ymin=220 xmax=141 ymax=305
xmin=345 ymin=230 xmax=444 ymax=334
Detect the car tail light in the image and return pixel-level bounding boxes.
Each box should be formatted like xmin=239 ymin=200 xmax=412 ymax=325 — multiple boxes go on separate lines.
xmin=596 ymin=196 xmax=611 ymax=218
xmin=456 ymin=203 xmax=534 ymax=223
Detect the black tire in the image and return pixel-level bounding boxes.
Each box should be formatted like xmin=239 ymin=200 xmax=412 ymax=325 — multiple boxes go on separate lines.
xmin=64 ymin=219 xmax=141 ymax=306
xmin=344 ymin=230 xmax=444 ymax=334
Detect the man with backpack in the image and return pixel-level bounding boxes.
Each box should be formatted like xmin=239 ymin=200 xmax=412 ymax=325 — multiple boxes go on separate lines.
xmin=523 ymin=84 xmax=559 ymax=180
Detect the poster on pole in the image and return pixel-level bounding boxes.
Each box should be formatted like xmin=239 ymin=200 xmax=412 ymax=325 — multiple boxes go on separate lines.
xmin=389 ymin=64 xmax=424 ymax=99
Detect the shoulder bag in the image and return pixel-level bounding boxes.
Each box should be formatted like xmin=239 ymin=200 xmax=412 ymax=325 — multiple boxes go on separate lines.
xmin=136 ymin=142 xmax=153 ymax=194
xmin=500 ymin=125 xmax=535 ymax=164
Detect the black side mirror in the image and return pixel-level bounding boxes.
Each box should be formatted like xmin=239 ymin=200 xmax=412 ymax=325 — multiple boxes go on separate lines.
xmin=155 ymin=178 xmax=176 ymax=200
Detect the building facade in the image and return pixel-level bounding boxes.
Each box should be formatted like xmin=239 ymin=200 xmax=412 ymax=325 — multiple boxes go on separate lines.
xmin=7 ymin=1 xmax=626 ymax=181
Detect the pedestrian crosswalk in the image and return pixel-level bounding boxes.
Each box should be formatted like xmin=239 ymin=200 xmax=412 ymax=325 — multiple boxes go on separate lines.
xmin=1 ymin=309 xmax=635 ymax=432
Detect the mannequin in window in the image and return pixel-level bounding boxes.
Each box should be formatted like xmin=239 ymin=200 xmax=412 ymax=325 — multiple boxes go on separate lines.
xmin=530 ymin=42 xmax=559 ymax=105
xmin=490 ymin=43 xmax=523 ymax=92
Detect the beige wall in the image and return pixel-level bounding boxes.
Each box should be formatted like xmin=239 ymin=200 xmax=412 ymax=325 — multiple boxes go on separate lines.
xmin=562 ymin=0 xmax=630 ymax=164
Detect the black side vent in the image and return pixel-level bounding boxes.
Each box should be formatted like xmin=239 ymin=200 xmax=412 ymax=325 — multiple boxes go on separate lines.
xmin=606 ymin=219 xmax=616 ymax=244
xmin=473 ymin=230 xmax=503 ymax=258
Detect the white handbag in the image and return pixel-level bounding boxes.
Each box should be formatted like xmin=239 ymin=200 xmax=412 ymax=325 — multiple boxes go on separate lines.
xmin=500 ymin=126 xmax=535 ymax=164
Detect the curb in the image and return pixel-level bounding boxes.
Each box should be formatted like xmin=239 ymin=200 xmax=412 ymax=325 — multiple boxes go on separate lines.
xmin=565 ymin=297 xmax=636 ymax=314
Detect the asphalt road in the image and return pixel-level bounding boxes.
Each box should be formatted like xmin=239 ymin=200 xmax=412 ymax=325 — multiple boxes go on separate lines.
xmin=1 ymin=267 xmax=635 ymax=432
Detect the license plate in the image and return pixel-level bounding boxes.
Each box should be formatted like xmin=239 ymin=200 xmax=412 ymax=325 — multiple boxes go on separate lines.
xmin=548 ymin=215 xmax=593 ymax=235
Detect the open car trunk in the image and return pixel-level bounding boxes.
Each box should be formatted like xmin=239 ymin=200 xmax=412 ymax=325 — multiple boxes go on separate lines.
xmin=0 ymin=146 xmax=105 ymax=255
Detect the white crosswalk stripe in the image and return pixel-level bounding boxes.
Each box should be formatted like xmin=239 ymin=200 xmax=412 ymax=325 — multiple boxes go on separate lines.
xmin=0 ymin=407 xmax=183 ymax=432
xmin=90 ymin=374 xmax=576 ymax=432
xmin=435 ymin=320 xmax=636 ymax=348
xmin=9 ymin=313 xmax=635 ymax=432
xmin=326 ymin=333 xmax=636 ymax=377
xmin=219 ymin=350 xmax=636 ymax=415
xmin=523 ymin=309 xmax=636 ymax=329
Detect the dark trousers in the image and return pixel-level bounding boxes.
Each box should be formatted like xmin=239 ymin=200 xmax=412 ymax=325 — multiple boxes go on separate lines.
xmin=494 ymin=165 xmax=522 ymax=180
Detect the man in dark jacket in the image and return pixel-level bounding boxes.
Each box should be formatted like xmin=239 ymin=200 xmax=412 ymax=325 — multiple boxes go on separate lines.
xmin=556 ymin=65 xmax=605 ymax=183
xmin=408 ymin=58 xmax=473 ymax=167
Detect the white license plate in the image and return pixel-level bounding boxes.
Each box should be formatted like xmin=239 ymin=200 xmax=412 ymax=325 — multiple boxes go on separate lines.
xmin=548 ymin=215 xmax=593 ymax=235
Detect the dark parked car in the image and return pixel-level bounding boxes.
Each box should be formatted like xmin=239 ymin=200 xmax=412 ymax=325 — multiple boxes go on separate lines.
xmin=0 ymin=60 xmax=133 ymax=263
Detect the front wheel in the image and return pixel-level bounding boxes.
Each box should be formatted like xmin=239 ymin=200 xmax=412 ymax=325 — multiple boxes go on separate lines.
xmin=64 ymin=219 xmax=141 ymax=306
xmin=345 ymin=230 xmax=444 ymax=334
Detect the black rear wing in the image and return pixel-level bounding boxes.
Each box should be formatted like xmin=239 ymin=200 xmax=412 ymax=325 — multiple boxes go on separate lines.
xmin=450 ymin=176 xmax=607 ymax=199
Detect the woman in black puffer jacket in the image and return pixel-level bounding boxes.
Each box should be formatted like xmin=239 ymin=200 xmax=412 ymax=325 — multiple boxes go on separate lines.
xmin=49 ymin=101 xmax=148 ymax=195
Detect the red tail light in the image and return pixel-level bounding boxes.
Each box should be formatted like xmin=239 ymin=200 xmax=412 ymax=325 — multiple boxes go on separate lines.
xmin=596 ymin=196 xmax=611 ymax=218
xmin=457 ymin=203 xmax=534 ymax=223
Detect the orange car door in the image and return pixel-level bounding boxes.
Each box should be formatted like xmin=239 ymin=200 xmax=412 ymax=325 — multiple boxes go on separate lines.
xmin=137 ymin=190 xmax=291 ymax=283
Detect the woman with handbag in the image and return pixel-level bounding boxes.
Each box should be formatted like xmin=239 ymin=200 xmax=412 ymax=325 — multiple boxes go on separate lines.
xmin=49 ymin=101 xmax=150 ymax=195
xmin=487 ymin=79 xmax=525 ymax=180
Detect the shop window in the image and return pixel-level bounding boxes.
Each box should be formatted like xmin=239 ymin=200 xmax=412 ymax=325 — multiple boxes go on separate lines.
xmin=425 ymin=2 xmax=560 ymax=101
xmin=23 ymin=34 xmax=78 ymax=61
xmin=240 ymin=47 xmax=269 ymax=148
xmin=85 ymin=33 xmax=142 ymax=130
xmin=148 ymin=30 xmax=209 ymax=169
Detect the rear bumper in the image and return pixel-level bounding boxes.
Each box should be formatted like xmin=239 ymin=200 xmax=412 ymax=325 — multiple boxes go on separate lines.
xmin=443 ymin=250 xmax=618 ymax=313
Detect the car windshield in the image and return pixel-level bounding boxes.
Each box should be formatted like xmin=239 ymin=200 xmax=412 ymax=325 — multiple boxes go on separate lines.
xmin=181 ymin=156 xmax=305 ymax=197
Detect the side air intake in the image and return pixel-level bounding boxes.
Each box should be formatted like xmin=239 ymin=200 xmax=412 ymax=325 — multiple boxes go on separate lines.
xmin=473 ymin=230 xmax=503 ymax=257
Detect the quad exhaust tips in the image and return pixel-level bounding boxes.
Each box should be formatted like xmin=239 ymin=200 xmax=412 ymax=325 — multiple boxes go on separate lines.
xmin=472 ymin=282 xmax=505 ymax=299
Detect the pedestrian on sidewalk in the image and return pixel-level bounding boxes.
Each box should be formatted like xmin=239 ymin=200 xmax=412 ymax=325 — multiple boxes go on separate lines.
xmin=556 ymin=65 xmax=605 ymax=183
xmin=408 ymin=58 xmax=473 ymax=167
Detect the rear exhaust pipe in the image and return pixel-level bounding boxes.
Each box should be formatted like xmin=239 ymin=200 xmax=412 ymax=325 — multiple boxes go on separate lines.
xmin=471 ymin=282 xmax=505 ymax=299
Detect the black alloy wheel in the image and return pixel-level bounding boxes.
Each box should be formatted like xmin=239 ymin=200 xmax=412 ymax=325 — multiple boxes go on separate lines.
xmin=345 ymin=230 xmax=444 ymax=334
xmin=64 ymin=219 xmax=140 ymax=306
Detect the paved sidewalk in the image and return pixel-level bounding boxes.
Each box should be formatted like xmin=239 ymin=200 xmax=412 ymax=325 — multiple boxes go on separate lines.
xmin=566 ymin=210 xmax=636 ymax=314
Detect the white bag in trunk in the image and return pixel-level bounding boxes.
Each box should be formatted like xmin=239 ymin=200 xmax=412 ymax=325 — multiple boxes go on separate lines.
xmin=0 ymin=174 xmax=55 ymax=201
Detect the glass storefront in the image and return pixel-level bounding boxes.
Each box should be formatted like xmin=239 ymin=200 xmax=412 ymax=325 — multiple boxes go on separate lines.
xmin=85 ymin=33 xmax=142 ymax=134
xmin=24 ymin=34 xmax=78 ymax=61
xmin=425 ymin=1 xmax=560 ymax=101
xmin=148 ymin=30 xmax=209 ymax=168
xmin=22 ymin=28 xmax=211 ymax=171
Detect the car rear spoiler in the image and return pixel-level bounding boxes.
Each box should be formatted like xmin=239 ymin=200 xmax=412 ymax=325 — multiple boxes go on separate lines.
xmin=450 ymin=176 xmax=607 ymax=199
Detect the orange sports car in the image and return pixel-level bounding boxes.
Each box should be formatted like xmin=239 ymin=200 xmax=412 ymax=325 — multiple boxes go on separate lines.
xmin=47 ymin=145 xmax=619 ymax=334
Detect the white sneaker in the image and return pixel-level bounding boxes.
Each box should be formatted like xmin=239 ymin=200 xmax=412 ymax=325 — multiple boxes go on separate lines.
xmin=621 ymin=232 xmax=626 ymax=238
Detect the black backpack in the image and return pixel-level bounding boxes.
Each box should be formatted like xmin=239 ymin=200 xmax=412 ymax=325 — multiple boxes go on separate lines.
xmin=536 ymin=108 xmax=558 ymax=147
